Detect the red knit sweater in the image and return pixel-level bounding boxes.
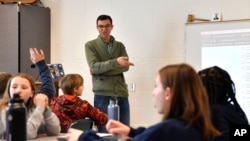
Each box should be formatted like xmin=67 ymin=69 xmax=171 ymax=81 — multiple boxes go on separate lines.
xmin=49 ymin=94 xmax=108 ymax=133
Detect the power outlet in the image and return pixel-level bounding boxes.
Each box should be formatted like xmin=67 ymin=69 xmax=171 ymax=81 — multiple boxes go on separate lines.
xmin=129 ymin=82 xmax=136 ymax=92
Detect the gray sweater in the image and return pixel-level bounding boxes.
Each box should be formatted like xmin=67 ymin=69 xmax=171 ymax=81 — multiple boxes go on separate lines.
xmin=0 ymin=106 xmax=60 ymax=139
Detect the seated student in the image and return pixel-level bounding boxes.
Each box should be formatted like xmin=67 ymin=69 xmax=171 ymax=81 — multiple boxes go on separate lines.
xmin=0 ymin=48 xmax=60 ymax=139
xmin=49 ymin=73 xmax=108 ymax=133
xmin=65 ymin=63 xmax=221 ymax=141
xmin=0 ymin=48 xmax=55 ymax=100
xmin=198 ymin=66 xmax=249 ymax=141
xmin=0 ymin=72 xmax=12 ymax=98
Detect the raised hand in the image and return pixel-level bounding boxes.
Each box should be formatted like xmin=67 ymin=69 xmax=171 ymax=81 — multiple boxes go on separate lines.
xmin=29 ymin=48 xmax=45 ymax=64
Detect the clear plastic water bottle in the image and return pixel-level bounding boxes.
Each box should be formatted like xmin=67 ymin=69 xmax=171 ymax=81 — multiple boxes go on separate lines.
xmin=107 ymin=97 xmax=120 ymax=121
xmin=6 ymin=94 xmax=27 ymax=141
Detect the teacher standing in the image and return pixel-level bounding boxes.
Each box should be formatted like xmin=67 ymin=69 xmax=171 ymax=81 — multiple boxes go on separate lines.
xmin=85 ymin=15 xmax=134 ymax=133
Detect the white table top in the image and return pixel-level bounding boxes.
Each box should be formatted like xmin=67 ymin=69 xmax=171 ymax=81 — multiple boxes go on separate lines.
xmin=28 ymin=133 xmax=66 ymax=141
xmin=1 ymin=133 xmax=116 ymax=141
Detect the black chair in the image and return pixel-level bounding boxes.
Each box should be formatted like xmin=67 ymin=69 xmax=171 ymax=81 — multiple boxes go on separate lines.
xmin=66 ymin=118 xmax=93 ymax=132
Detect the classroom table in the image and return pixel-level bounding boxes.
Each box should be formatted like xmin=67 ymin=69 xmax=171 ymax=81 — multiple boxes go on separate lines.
xmin=1 ymin=133 xmax=120 ymax=141
xmin=0 ymin=134 xmax=65 ymax=141
xmin=27 ymin=133 xmax=119 ymax=141
xmin=28 ymin=133 xmax=66 ymax=141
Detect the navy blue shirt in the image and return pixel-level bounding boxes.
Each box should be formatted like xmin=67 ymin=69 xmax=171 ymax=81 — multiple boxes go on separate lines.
xmin=78 ymin=119 xmax=203 ymax=141
xmin=35 ymin=60 xmax=55 ymax=100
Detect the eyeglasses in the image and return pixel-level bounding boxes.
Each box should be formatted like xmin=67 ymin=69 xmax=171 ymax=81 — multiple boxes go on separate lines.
xmin=97 ymin=24 xmax=112 ymax=29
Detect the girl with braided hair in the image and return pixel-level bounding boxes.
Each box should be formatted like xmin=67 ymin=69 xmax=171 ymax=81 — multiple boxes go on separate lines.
xmin=198 ymin=66 xmax=249 ymax=141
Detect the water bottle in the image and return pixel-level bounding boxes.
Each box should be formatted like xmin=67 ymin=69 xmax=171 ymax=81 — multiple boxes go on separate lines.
xmin=6 ymin=94 xmax=27 ymax=141
xmin=107 ymin=97 xmax=120 ymax=121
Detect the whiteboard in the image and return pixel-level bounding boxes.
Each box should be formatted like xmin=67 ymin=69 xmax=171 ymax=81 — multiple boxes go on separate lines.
xmin=184 ymin=19 xmax=250 ymax=122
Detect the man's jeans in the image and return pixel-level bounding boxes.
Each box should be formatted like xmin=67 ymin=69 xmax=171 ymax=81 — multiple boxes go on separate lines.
xmin=94 ymin=95 xmax=130 ymax=133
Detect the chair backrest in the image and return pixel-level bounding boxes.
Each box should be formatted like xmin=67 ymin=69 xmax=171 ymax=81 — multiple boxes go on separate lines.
xmin=66 ymin=118 xmax=93 ymax=132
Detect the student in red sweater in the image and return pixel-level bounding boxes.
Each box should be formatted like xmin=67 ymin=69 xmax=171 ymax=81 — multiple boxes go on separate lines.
xmin=49 ymin=73 xmax=108 ymax=133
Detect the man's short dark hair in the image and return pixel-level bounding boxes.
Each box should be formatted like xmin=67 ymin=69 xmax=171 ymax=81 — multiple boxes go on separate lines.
xmin=96 ymin=15 xmax=113 ymax=25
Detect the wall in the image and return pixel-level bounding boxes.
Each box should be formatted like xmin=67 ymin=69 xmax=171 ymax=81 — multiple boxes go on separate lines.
xmin=41 ymin=0 xmax=250 ymax=128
